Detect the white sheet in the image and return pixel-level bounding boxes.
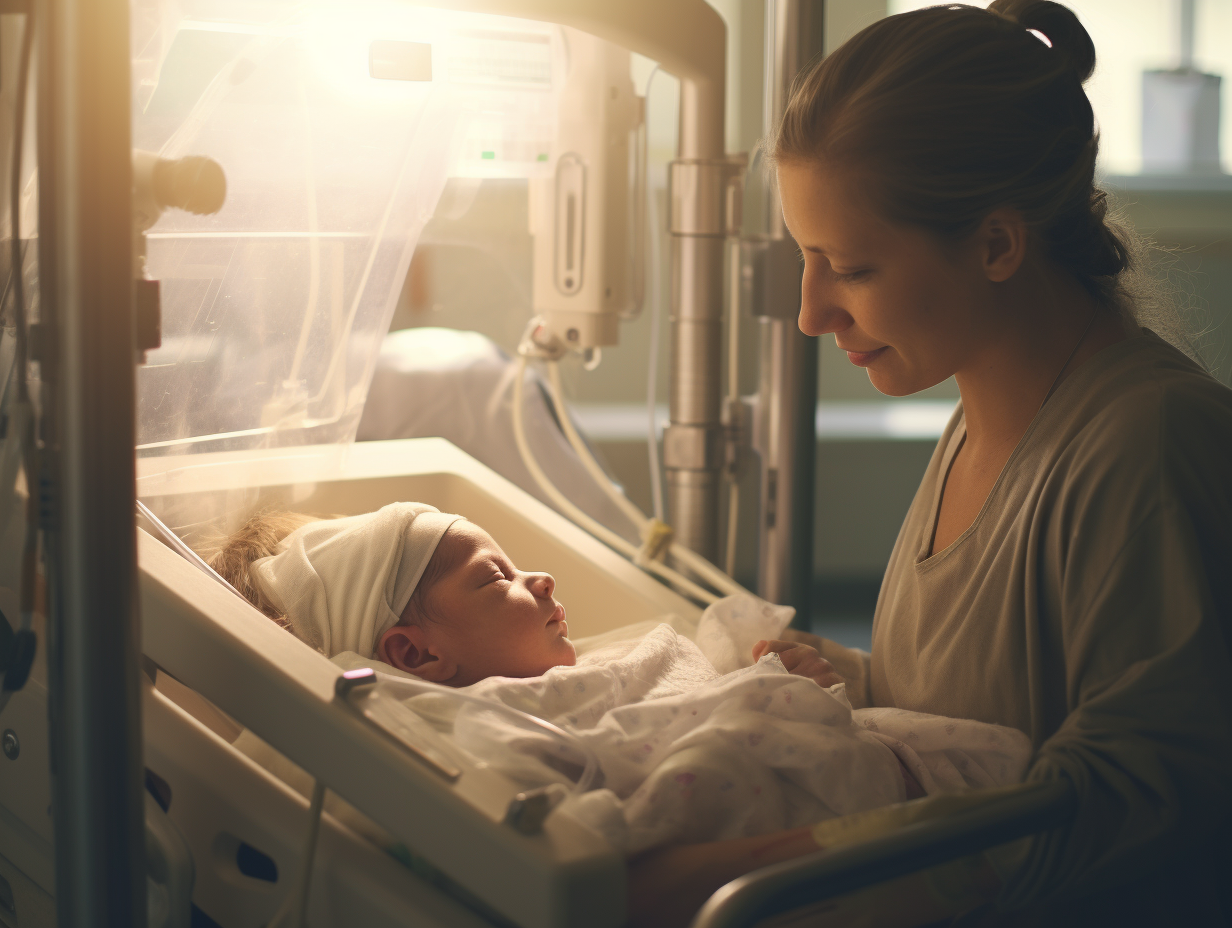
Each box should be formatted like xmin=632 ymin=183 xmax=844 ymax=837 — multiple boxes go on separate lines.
xmin=393 ymin=597 xmax=1031 ymax=856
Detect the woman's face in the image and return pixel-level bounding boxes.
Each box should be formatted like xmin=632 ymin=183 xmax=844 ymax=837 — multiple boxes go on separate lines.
xmin=777 ymin=161 xmax=995 ymax=397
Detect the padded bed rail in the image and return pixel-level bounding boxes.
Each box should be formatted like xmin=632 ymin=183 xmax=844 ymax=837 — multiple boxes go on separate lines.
xmin=692 ymin=778 xmax=1076 ymax=928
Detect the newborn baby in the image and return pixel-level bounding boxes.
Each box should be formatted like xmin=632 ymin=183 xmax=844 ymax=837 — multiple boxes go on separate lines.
xmin=213 ymin=502 xmax=1029 ymax=858
xmin=212 ymin=501 xmax=841 ymax=691
xmin=378 ymin=518 xmax=845 ymax=693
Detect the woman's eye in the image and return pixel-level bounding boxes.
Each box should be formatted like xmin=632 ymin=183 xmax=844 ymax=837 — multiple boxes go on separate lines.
xmin=836 ymin=268 xmax=872 ymax=283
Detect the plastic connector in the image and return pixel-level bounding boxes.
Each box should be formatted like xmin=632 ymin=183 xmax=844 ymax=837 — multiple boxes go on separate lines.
xmin=516 ymin=316 xmax=567 ymax=361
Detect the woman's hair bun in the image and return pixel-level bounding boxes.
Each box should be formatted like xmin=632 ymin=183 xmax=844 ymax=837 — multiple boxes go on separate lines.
xmin=989 ymin=0 xmax=1096 ymax=83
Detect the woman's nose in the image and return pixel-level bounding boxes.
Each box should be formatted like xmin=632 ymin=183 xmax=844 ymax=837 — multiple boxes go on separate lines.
xmin=799 ymin=299 xmax=853 ymax=338
xmin=798 ymin=269 xmax=853 ymax=337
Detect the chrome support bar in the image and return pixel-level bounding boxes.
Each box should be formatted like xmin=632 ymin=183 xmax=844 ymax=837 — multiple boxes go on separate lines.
xmin=39 ymin=0 xmax=148 ymax=922
xmin=664 ymin=158 xmax=743 ymax=560
xmin=752 ymin=0 xmax=825 ymax=612
xmin=692 ymin=779 xmax=1077 ymax=928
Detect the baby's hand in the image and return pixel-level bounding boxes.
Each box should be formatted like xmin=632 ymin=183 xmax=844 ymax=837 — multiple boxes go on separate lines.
xmin=752 ymin=639 xmax=845 ymax=689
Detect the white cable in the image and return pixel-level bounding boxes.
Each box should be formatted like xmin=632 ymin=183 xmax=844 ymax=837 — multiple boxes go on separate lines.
xmin=724 ymin=236 xmax=743 ymax=578
xmin=511 ymin=356 xmax=717 ymax=604
xmin=539 ymin=358 xmax=751 ymax=600
xmin=267 ymin=779 xmax=326 ymax=928
xmin=724 ymin=482 xmax=740 ymax=579
xmin=668 ymin=540 xmax=748 ymax=599
xmin=644 ymin=65 xmax=666 ymax=522
xmin=546 ymin=362 xmax=646 ymax=532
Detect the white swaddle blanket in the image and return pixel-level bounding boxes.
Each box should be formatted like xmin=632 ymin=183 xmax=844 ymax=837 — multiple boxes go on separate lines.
xmin=395 ymin=596 xmax=1032 ymax=855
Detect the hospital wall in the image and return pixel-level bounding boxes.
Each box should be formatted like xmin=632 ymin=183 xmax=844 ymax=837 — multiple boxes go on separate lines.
xmin=384 ymin=0 xmax=1232 ymax=629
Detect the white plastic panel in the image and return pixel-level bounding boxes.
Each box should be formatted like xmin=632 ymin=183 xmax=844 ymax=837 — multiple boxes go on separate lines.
xmin=130 ymin=1 xmax=564 ymax=457
xmin=135 ymin=439 xmax=703 ymax=927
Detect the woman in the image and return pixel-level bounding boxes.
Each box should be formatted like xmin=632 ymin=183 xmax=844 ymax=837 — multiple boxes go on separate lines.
xmin=627 ymin=2 xmax=1232 ymax=925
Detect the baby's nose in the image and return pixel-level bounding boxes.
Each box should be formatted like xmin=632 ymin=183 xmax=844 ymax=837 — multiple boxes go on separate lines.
xmin=531 ymin=572 xmax=555 ymax=598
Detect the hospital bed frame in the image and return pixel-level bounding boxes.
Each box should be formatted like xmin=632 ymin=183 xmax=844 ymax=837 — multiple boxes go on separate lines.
xmin=696 ymin=778 xmax=1077 ymax=928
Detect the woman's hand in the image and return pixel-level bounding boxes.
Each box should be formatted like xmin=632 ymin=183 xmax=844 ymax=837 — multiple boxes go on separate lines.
xmin=753 ymin=639 xmax=846 ymax=688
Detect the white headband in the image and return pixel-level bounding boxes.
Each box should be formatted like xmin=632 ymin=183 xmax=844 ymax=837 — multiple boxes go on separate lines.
xmin=252 ymin=502 xmax=463 ymax=658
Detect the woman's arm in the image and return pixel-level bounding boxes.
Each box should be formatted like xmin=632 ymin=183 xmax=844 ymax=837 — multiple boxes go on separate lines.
xmin=626 ymin=826 xmax=1000 ymax=928
xmin=626 ymin=827 xmax=819 ymax=928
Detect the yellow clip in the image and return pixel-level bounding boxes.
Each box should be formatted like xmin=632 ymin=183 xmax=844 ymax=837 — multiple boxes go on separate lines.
xmin=637 ymin=519 xmax=674 ymax=564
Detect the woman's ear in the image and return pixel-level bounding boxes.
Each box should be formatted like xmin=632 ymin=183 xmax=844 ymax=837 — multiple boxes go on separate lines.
xmin=377 ymin=625 xmax=457 ymax=683
xmin=979 ymin=208 xmax=1029 ymax=283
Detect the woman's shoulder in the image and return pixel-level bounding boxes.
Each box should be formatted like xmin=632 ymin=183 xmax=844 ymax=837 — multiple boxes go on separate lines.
xmin=1051 ymin=331 xmax=1232 ymax=511
xmin=1072 ymin=331 xmax=1232 ymax=444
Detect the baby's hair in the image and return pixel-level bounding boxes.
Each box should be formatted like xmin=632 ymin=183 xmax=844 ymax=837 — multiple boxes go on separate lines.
xmin=199 ymin=508 xmax=466 ymax=638
xmin=200 ymin=509 xmax=325 ymax=630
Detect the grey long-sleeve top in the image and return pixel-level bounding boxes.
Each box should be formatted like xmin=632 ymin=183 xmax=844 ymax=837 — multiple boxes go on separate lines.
xmin=823 ymin=332 xmax=1232 ymax=926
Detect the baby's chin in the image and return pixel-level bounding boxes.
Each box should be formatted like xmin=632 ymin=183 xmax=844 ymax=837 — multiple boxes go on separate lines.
xmin=551 ymin=638 xmax=577 ymax=668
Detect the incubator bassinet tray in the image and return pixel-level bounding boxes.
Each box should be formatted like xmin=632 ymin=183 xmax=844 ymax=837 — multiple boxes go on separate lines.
xmin=136 ymin=437 xmax=701 ymax=928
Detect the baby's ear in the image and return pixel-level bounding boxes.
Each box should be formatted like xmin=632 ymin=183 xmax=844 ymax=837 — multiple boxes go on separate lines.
xmin=377 ymin=625 xmax=457 ymax=682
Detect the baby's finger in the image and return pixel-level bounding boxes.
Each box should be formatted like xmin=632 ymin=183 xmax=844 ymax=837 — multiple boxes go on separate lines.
xmin=752 ymin=639 xmax=796 ymax=663
xmin=756 ymin=639 xmax=798 ymax=656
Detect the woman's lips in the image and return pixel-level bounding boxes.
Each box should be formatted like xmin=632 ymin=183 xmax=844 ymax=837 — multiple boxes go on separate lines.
xmin=843 ymin=346 xmax=888 ymax=367
xmin=547 ymin=603 xmax=568 ymax=637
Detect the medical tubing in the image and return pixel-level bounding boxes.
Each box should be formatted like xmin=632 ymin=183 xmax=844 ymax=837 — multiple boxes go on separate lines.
xmin=370 ymin=674 xmax=600 ymax=793
xmin=267 ymin=779 xmax=326 ymax=928
xmin=725 ymin=482 xmax=740 ymax=578
xmin=724 ymin=235 xmax=742 ymax=577
xmin=511 ymin=356 xmax=717 ymax=604
xmin=643 ymin=66 xmax=666 ymax=523
xmin=541 ymin=359 xmax=750 ymax=600
xmin=545 ymin=361 xmax=646 ymax=532
xmin=667 ymin=539 xmax=748 ymax=598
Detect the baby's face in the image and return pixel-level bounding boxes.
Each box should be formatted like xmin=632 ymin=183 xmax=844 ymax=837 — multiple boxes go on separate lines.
xmin=398 ymin=522 xmax=576 ymax=686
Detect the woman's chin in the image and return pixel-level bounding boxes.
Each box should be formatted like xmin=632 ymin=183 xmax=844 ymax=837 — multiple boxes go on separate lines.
xmin=867 ymin=367 xmax=935 ymax=398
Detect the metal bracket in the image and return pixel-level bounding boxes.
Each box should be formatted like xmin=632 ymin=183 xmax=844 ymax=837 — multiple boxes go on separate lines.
xmin=504 ymin=785 xmax=566 ymax=835
xmin=334 ymin=669 xmax=462 ymax=782
xmin=662 ymin=422 xmax=724 ymax=471
xmin=742 ymin=237 xmax=803 ymax=321
xmin=668 ymin=156 xmax=746 ymax=237
xmin=722 ymin=395 xmax=753 ymax=479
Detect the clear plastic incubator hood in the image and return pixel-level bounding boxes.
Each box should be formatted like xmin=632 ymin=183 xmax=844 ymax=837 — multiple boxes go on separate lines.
xmin=123 ymin=1 xmax=706 ymax=926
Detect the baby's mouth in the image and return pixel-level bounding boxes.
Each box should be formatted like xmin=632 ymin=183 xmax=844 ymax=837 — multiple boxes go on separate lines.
xmin=546 ymin=602 xmax=568 ymax=636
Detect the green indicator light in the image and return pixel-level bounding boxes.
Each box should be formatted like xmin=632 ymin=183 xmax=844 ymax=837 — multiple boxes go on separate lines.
xmin=537 ymin=153 xmax=549 ymax=162
xmin=480 ymin=150 xmax=496 ymax=160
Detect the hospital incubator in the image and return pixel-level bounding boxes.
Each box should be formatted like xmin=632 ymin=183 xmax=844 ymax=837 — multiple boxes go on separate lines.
xmin=0 ymin=0 xmax=1075 ymax=925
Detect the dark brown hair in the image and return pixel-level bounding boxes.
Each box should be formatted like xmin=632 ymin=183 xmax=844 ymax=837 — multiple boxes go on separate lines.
xmin=399 ymin=524 xmax=467 ymax=626
xmin=773 ymin=1 xmax=1130 ymax=303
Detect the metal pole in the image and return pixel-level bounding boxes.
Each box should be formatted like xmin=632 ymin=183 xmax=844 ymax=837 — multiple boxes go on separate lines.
xmin=39 ymin=0 xmax=146 ymax=922
xmin=663 ymin=54 xmax=732 ymax=561
xmin=753 ymin=0 xmax=823 ymax=614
